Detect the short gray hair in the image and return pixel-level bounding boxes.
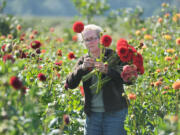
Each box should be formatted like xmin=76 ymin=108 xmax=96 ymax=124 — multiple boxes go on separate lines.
xmin=77 ymin=24 xmax=103 ymax=45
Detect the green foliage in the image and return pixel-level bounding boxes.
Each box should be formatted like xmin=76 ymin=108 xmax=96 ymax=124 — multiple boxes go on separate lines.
xmin=71 ymin=0 xmax=110 ymax=23
xmin=0 ymin=0 xmax=6 ymax=13
xmin=0 ymin=0 xmax=19 ymax=36
xmin=0 ymin=14 xmax=19 ymax=37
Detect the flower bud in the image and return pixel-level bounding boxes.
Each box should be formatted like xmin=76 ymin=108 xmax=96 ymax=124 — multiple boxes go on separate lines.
xmin=63 ymin=114 xmax=70 ymax=125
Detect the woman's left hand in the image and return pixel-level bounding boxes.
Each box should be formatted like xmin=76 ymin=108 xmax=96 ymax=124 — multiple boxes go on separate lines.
xmin=94 ymin=62 xmax=108 ymax=74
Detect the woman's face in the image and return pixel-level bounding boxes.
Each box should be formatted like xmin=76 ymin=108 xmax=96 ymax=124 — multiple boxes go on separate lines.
xmin=83 ymin=30 xmax=100 ymax=53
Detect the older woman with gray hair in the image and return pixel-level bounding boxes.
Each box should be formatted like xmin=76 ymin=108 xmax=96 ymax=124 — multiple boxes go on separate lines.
xmin=65 ymin=24 xmax=133 ymax=135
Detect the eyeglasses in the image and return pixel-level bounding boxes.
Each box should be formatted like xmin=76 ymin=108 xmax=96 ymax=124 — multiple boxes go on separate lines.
xmin=84 ymin=37 xmax=99 ymax=42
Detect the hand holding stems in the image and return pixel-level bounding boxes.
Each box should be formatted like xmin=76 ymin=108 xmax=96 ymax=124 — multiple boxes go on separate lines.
xmin=94 ymin=62 xmax=108 ymax=74
xmin=82 ymin=57 xmax=108 ymax=73
xmin=81 ymin=57 xmax=95 ymax=70
xmin=82 ymin=50 xmax=119 ymax=93
xmin=81 ymin=55 xmax=109 ymax=94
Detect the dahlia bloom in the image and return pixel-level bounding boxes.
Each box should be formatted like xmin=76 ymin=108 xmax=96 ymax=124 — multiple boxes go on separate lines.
xmin=121 ymin=65 xmax=138 ymax=82
xmin=164 ymin=56 xmax=172 ymax=61
xmin=132 ymin=53 xmax=144 ymax=73
xmin=9 ymin=76 xmax=23 ymax=90
xmin=1 ymin=44 xmax=6 ymax=52
xmin=100 ymin=35 xmax=112 ymax=47
xmin=176 ymin=38 xmax=180 ymax=45
xmin=73 ymin=21 xmax=84 ymax=33
xmin=3 ymin=54 xmax=15 ymax=63
xmin=163 ymin=35 xmax=172 ymax=40
xmin=116 ymin=39 xmax=137 ymax=63
xmin=55 ymin=61 xmax=63 ymax=66
xmin=172 ymin=80 xmax=180 ymax=90
xmin=16 ymin=24 xmax=22 ymax=31
xmin=128 ymin=93 xmax=136 ymax=100
xmin=30 ymin=40 xmax=42 ymax=49
xmin=154 ymin=80 xmax=163 ymax=87
xmin=37 ymin=73 xmax=46 ymax=81
xmin=144 ymin=34 xmax=153 ymax=40
xmin=116 ymin=38 xmax=129 ymax=50
xmin=68 ymin=52 xmax=75 ymax=60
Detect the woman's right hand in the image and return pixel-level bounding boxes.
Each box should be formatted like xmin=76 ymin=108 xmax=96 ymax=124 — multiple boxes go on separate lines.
xmin=82 ymin=57 xmax=95 ymax=70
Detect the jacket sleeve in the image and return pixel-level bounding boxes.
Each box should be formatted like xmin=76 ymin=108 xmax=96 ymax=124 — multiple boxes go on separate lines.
xmin=65 ymin=56 xmax=88 ymax=89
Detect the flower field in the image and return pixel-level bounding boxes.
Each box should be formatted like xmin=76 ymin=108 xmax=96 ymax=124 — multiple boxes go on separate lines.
xmin=0 ymin=3 xmax=179 ymax=135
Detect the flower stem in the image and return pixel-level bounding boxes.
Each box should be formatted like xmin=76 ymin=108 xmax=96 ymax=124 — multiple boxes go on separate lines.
xmin=82 ymin=69 xmax=97 ymax=82
xmin=175 ymin=91 xmax=179 ymax=135
xmin=90 ymin=76 xmax=111 ymax=91
xmin=95 ymin=45 xmax=105 ymax=94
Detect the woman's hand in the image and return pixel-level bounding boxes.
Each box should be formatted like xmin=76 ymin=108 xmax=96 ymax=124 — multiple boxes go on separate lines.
xmin=94 ymin=62 xmax=108 ymax=74
xmin=82 ymin=57 xmax=95 ymax=70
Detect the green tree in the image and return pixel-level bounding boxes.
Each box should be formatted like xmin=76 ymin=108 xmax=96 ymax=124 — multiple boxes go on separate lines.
xmin=71 ymin=0 xmax=110 ymax=23
xmin=0 ymin=0 xmax=6 ymax=13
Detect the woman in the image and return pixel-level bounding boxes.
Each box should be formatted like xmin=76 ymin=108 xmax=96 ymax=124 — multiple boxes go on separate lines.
xmin=65 ymin=24 xmax=135 ymax=135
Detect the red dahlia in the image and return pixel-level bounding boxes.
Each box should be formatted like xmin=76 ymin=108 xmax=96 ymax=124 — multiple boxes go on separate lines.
xmin=119 ymin=54 xmax=132 ymax=62
xmin=55 ymin=61 xmax=63 ymax=66
xmin=36 ymin=48 xmax=41 ymax=54
xmin=30 ymin=40 xmax=42 ymax=49
xmin=3 ymin=54 xmax=15 ymax=63
xmin=37 ymin=73 xmax=46 ymax=81
xmin=137 ymin=66 xmax=144 ymax=75
xmin=100 ymin=35 xmax=112 ymax=47
xmin=117 ymin=38 xmax=129 ymax=49
xmin=68 ymin=52 xmax=75 ymax=60
xmin=117 ymin=46 xmax=129 ymax=57
xmin=117 ymin=46 xmax=132 ymax=62
xmin=132 ymin=53 xmax=144 ymax=69
xmin=1 ymin=44 xmax=6 ymax=52
xmin=116 ymin=39 xmax=136 ymax=62
xmin=9 ymin=76 xmax=23 ymax=90
xmin=19 ymin=50 xmax=27 ymax=59
xmin=124 ymin=45 xmax=137 ymax=62
xmin=73 ymin=21 xmax=84 ymax=33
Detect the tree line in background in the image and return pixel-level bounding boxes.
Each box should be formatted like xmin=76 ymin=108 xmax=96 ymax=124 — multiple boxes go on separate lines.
xmin=1 ymin=0 xmax=180 ymax=17
xmin=0 ymin=0 xmax=179 ymax=37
